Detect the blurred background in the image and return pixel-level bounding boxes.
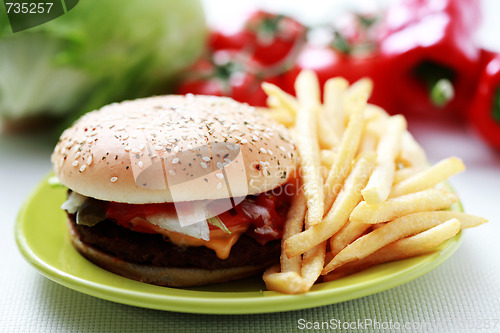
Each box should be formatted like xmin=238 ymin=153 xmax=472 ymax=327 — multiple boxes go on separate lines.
xmin=1 ymin=0 xmax=499 ymax=331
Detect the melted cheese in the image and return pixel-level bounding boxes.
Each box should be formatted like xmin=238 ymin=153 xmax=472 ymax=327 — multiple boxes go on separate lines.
xmin=159 ymin=223 xmax=250 ymax=259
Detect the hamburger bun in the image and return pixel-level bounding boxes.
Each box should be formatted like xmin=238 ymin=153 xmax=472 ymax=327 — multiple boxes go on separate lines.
xmin=52 ymin=95 xmax=296 ymax=203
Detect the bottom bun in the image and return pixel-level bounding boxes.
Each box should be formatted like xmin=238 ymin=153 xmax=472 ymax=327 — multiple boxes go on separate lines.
xmin=68 ymin=220 xmax=269 ymax=287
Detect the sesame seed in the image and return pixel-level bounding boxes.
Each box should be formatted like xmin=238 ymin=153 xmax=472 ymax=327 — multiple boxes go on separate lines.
xmin=138 ymin=161 xmax=144 ymax=168
xmin=74 ymin=152 xmax=81 ymax=159
xmin=172 ymin=157 xmax=180 ymax=164
xmin=217 ymin=162 xmax=224 ymax=169
xmin=90 ymin=130 xmax=98 ymax=136
xmin=155 ymin=145 xmax=163 ymax=151
xmin=131 ymin=148 xmax=140 ymax=154
xmin=86 ymin=138 xmax=93 ymax=144
xmin=174 ymin=146 xmax=180 ymax=153
xmin=122 ymin=134 xmax=129 ymax=140
xmin=234 ymin=143 xmax=240 ymax=150
xmin=139 ymin=144 xmax=145 ymax=150
xmin=268 ymin=150 xmax=273 ymax=155
xmin=87 ymin=155 xmax=93 ymax=165
xmin=249 ymin=179 xmax=255 ymax=186
xmin=241 ymin=139 xmax=248 ymax=144
xmin=79 ymin=165 xmax=86 ymax=172
xmin=169 ymin=170 xmax=176 ymax=176
xmin=252 ymin=135 xmax=259 ymax=141
xmin=202 ymin=156 xmax=210 ymax=162
xmin=217 ymin=182 xmax=222 ymax=190
xmin=201 ymin=162 xmax=207 ymax=169
xmin=279 ymin=146 xmax=286 ymax=151
xmin=72 ymin=161 xmax=79 ymax=167
xmin=227 ymin=144 xmax=234 ymax=151
xmin=260 ymin=148 xmax=268 ymax=154
xmin=110 ymin=177 xmax=118 ymax=183
xmin=216 ymin=173 xmax=224 ymax=179
xmin=125 ymin=146 xmax=131 ymax=152
xmin=224 ymin=158 xmax=231 ymax=164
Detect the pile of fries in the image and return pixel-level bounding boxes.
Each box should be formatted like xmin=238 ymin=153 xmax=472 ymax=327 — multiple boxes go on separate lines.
xmin=261 ymin=70 xmax=488 ymax=294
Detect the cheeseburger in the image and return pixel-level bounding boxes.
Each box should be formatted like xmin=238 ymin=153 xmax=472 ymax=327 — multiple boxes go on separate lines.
xmin=52 ymin=95 xmax=297 ymax=287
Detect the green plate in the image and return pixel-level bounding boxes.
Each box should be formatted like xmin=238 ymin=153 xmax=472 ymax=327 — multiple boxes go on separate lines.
xmin=15 ymin=174 xmax=463 ymax=314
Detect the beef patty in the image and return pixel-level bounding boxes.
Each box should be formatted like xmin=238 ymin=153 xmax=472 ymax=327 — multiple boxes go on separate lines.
xmin=68 ymin=214 xmax=281 ymax=270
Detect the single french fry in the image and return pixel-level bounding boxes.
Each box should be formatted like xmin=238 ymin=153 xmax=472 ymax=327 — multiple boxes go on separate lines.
xmin=365 ymin=104 xmax=389 ymax=121
xmin=317 ymin=111 xmax=339 ymax=149
xmin=358 ymin=127 xmax=377 ymax=154
xmin=324 ymin=77 xmax=349 ymax=139
xmin=323 ymin=92 xmax=368 ymax=211
xmin=397 ymin=131 xmax=429 ymax=168
xmin=285 ymin=153 xmax=375 ymax=258
xmin=322 ymin=211 xmax=487 ymax=274
xmin=266 ymin=95 xmax=281 ymax=109
xmin=264 ymin=108 xmax=295 ymax=128
xmin=330 ymin=219 xmax=371 ymax=257
xmin=263 ymin=264 xmax=307 ymax=294
xmin=280 ymin=187 xmax=307 ymax=273
xmin=390 ymin=157 xmax=465 ymax=198
xmin=320 ymin=150 xmax=336 ymax=169
xmin=362 ymin=115 xmax=407 ymax=204
xmin=294 ymin=70 xmax=324 ymax=226
xmin=301 ymin=241 xmax=327 ymax=290
xmin=393 ymin=166 xmax=426 ymax=184
xmin=350 ymin=188 xmax=459 ymax=224
xmin=262 ymin=82 xmax=299 ymax=115
xmin=323 ymin=218 xmax=461 ymax=281
xmin=343 ymin=78 xmax=373 ymax=119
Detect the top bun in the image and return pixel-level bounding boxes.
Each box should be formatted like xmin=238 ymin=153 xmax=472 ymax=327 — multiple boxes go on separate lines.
xmin=52 ymin=95 xmax=297 ymax=203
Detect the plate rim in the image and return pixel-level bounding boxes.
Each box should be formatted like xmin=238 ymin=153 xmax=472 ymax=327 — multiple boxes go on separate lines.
xmin=15 ymin=173 xmax=463 ymax=314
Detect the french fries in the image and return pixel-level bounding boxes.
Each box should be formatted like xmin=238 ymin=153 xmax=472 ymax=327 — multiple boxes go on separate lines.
xmin=324 ymin=77 xmax=348 ymax=139
xmin=322 ymin=211 xmax=486 ymax=274
xmin=323 ymin=91 xmax=368 ymax=211
xmin=361 ymin=115 xmax=406 ymax=204
xmin=280 ymin=186 xmax=307 ymax=273
xmin=323 ymin=218 xmax=461 ymax=281
xmin=294 ymin=70 xmax=324 ymax=226
xmin=285 ymin=153 xmax=375 ymax=258
xmin=390 ymin=157 xmax=465 ymax=198
xmin=259 ymin=70 xmax=487 ymax=294
xmin=397 ymin=131 xmax=429 ymax=168
xmin=350 ymin=189 xmax=459 ymax=224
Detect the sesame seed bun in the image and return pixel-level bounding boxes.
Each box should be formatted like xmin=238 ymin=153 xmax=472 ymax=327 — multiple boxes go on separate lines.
xmin=52 ymin=95 xmax=297 ymax=203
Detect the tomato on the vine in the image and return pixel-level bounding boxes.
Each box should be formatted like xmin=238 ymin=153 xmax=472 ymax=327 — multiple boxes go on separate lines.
xmin=244 ymin=11 xmax=306 ymax=66
xmin=177 ymin=50 xmax=281 ymax=106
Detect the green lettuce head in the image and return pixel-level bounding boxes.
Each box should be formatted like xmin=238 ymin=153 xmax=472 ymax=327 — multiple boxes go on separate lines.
xmin=0 ymin=0 xmax=206 ymax=123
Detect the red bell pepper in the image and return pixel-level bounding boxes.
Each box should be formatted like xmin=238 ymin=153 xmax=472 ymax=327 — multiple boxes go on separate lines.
xmin=377 ymin=0 xmax=482 ymax=118
xmin=469 ymin=50 xmax=500 ymax=148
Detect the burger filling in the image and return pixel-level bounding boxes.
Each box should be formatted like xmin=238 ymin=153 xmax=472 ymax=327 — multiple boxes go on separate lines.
xmin=62 ymin=187 xmax=292 ymax=260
